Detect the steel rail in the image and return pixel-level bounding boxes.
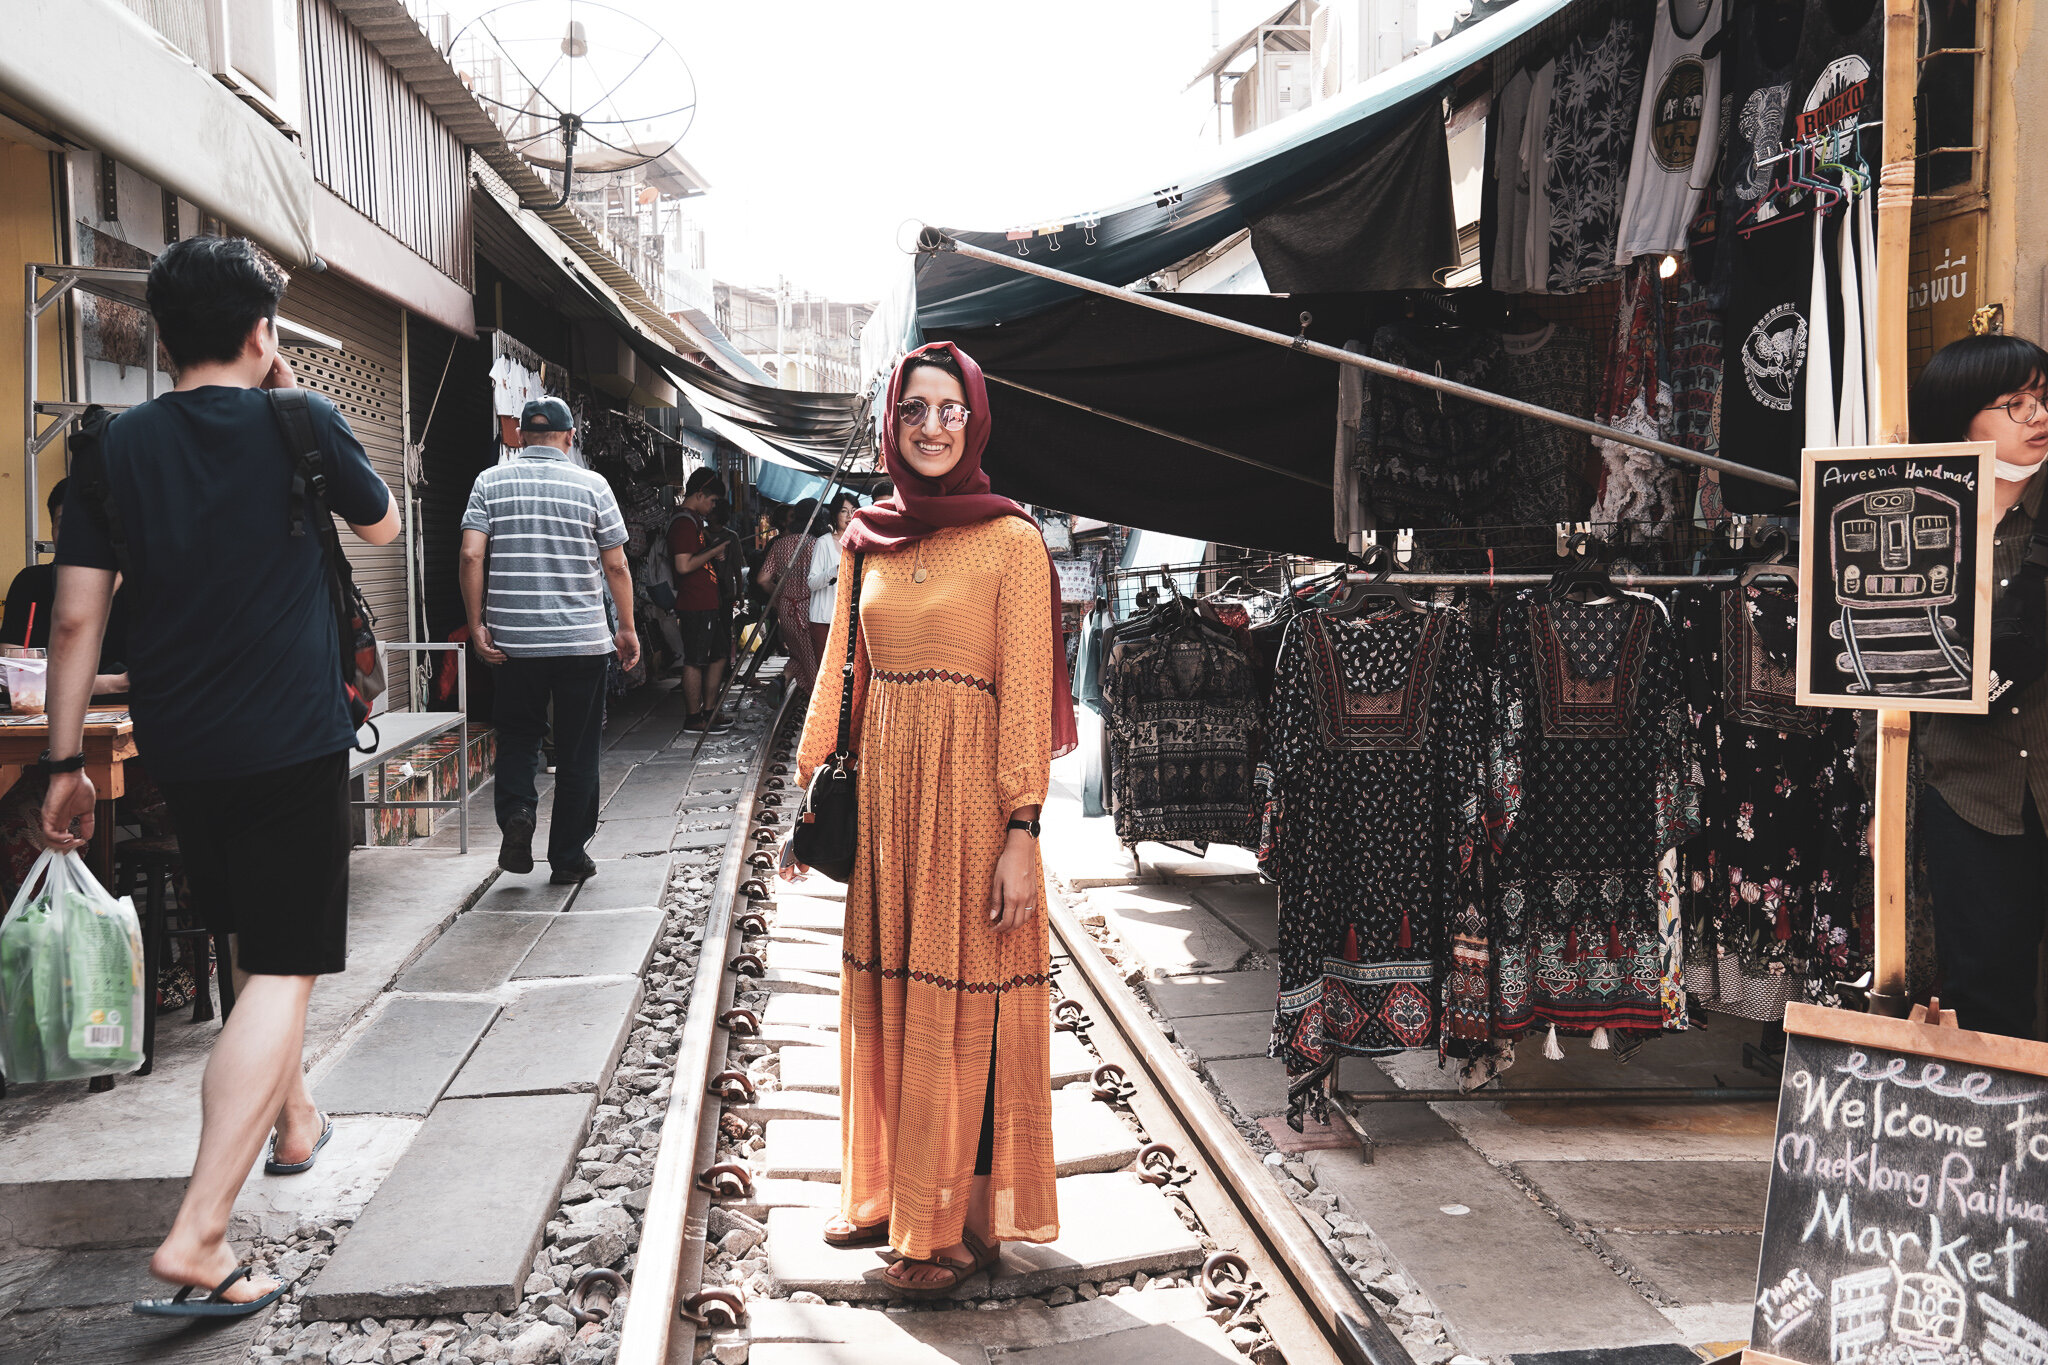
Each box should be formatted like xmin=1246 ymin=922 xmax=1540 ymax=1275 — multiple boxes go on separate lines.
xmin=1048 ymin=897 xmax=1414 ymax=1365
xmin=614 ymin=689 xmax=791 ymax=1365
xmin=917 ymin=228 xmax=1799 ymax=494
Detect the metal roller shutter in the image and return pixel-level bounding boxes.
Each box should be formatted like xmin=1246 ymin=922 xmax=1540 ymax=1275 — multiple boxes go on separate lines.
xmin=278 ymin=270 xmax=412 ymax=710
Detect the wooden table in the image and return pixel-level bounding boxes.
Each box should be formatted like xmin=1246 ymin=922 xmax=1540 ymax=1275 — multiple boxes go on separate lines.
xmin=0 ymin=708 xmax=139 ymax=883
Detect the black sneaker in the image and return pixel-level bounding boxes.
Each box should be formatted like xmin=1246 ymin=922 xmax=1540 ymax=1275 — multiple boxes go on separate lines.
xmin=498 ymin=808 xmax=536 ymax=874
xmin=550 ymin=856 xmax=598 ymax=885
xmin=694 ymin=711 xmax=736 ymax=734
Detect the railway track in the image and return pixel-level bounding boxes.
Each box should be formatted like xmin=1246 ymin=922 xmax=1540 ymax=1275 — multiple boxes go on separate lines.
xmin=615 ymin=688 xmax=1410 ymax=1365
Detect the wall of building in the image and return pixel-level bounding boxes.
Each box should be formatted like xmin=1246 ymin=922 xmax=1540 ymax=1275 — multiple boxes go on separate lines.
xmin=1987 ymin=0 xmax=2048 ymax=340
xmin=1 ymin=136 xmax=68 ymax=570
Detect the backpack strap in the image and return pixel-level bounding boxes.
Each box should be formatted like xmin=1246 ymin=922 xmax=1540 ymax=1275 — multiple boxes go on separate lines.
xmin=66 ymin=406 xmax=132 ymax=577
xmin=270 ymin=388 xmax=328 ymax=540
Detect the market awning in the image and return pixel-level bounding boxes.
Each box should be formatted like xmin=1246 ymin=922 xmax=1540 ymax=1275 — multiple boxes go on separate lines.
xmin=899 ymin=0 xmax=1574 ymax=336
xmin=0 ymin=0 xmax=319 ymax=267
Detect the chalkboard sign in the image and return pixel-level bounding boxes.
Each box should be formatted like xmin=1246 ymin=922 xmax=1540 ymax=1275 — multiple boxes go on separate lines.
xmin=1749 ymin=1003 xmax=2048 ymax=1365
xmin=1796 ymin=443 xmax=1996 ymax=714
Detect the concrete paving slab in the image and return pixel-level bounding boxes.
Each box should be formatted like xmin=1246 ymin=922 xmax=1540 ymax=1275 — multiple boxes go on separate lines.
xmin=1002 ymin=1318 xmax=1242 ymax=1364
xmin=766 ymin=1173 xmax=1200 ymax=1302
xmin=1049 ymin=1030 xmax=1097 ymax=1086
xmin=1203 ymin=1056 xmax=1291 ymax=1119
xmin=1141 ymin=970 xmax=1278 ymax=1020
xmin=747 ymin=1287 xmax=1214 ymax=1351
xmin=1603 ymin=1231 xmax=1763 ymax=1306
xmin=511 ymin=908 xmax=664 ymax=980
xmin=566 ymin=857 xmax=672 ymax=912
xmin=778 ymin=1047 xmax=839 ymax=1092
xmin=758 ymin=1023 xmax=840 ymax=1051
xmin=714 ymin=1178 xmax=843 ymax=1222
xmin=1303 ymin=1119 xmax=1682 ymax=1358
xmin=12 ymin=1247 xmax=163 ymax=1310
xmin=768 ymin=927 xmax=843 ymax=948
xmin=759 ymin=968 xmax=842 ymax=995
xmin=768 ymin=895 xmax=845 ymax=932
xmin=0 ymin=1250 xmax=58 ymax=1316
xmin=0 ymin=1300 xmax=273 ymax=1363
xmin=1514 ymin=1161 xmax=1770 ymax=1233
xmin=766 ymin=940 xmax=844 ymax=977
xmin=1086 ymin=886 xmax=1253 ymax=979
xmin=760 ymin=1094 xmax=1138 ymax=1181
xmin=1506 ymin=1346 xmax=1704 ymax=1365
xmin=587 ymin=816 xmax=680 ymax=859
xmin=779 ymin=874 xmax=845 ymax=901
xmin=764 ymin=994 xmax=842 ymax=1031
xmin=1166 ymin=1011 xmax=1273 ymax=1061
xmin=673 ymin=824 xmax=737 ymax=851
xmin=468 ymin=869 xmax=576 ymax=914
xmin=230 ymin=1116 xmax=420 ymax=1236
xmin=313 ymin=998 xmax=500 ymax=1115
xmin=298 ymin=1093 xmax=594 ymax=1318
xmin=731 ymin=1090 xmax=842 ymax=1124
xmin=393 ymin=910 xmax=553 ymax=995
xmin=444 ymin=979 xmax=640 ymax=1098
xmin=598 ymin=783 xmax=686 ymax=822
xmin=1187 ymin=882 xmax=1281 ymax=951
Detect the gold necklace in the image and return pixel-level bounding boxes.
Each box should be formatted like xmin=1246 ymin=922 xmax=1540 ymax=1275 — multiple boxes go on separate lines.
xmin=912 ymin=540 xmax=929 ymax=584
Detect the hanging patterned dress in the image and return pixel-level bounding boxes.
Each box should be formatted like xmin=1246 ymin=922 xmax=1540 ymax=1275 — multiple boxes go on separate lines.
xmin=1675 ymin=584 xmax=1870 ymax=1018
xmin=760 ymin=532 xmax=820 ymax=689
xmin=1100 ymin=610 xmax=1262 ymax=848
xmin=1489 ymin=592 xmax=1702 ymax=1038
xmin=1258 ymin=605 xmax=1488 ymax=1109
xmin=796 ymin=516 xmax=1059 ymax=1260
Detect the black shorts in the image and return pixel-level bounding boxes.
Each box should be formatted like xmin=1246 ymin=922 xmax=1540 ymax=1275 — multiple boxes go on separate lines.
xmin=676 ymin=608 xmax=728 ymax=667
xmin=158 ymin=749 xmax=352 ymax=976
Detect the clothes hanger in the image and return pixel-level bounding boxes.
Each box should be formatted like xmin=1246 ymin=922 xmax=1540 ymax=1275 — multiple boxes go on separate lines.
xmin=1544 ymin=532 xmax=1620 ymax=604
xmin=1325 ymin=544 xmax=1429 ymax=617
xmin=1737 ymin=527 xmax=1802 ymax=589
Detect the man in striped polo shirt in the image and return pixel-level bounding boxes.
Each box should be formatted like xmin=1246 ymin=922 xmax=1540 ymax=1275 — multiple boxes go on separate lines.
xmin=460 ymin=397 xmax=640 ymax=882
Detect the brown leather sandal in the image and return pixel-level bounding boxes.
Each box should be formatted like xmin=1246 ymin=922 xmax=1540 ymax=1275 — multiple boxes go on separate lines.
xmin=822 ymin=1216 xmax=890 ymax=1248
xmin=883 ymin=1228 xmax=1000 ymax=1300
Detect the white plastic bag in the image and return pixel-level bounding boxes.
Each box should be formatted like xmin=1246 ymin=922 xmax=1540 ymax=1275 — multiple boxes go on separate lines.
xmin=0 ymin=850 xmax=145 ymax=1083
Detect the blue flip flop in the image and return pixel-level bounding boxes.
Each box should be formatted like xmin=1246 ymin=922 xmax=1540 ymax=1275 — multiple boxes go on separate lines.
xmin=264 ymin=1113 xmax=333 ymax=1175
xmin=132 ymin=1265 xmax=285 ymax=1319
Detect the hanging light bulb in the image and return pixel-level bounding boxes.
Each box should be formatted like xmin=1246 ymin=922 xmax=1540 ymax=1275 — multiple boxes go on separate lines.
xmin=561 ymin=19 xmax=588 ymax=57
xmin=1658 ymin=253 xmax=1680 ymax=280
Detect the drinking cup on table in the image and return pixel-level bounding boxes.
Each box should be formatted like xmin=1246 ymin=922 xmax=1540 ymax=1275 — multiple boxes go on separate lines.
xmin=1 ymin=648 xmax=49 ymax=715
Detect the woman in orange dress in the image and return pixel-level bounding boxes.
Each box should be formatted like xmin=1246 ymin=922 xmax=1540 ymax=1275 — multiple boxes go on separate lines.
xmin=785 ymin=341 xmax=1078 ymax=1295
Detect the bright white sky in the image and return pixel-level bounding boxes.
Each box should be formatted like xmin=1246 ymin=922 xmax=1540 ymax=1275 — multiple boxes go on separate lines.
xmin=440 ymin=0 xmax=1287 ymax=302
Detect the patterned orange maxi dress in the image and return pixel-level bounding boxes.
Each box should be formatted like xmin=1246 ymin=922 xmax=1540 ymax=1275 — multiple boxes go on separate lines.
xmin=796 ymin=514 xmax=1059 ymax=1260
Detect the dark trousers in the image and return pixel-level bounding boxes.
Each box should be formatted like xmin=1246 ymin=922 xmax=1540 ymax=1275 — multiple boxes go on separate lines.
xmin=493 ymin=654 xmax=609 ymax=871
xmin=1921 ymin=785 xmax=2048 ymax=1039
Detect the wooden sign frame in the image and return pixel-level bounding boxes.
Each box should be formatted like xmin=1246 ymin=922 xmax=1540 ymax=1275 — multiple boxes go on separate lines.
xmin=1795 ymin=441 xmax=1997 ymax=714
xmin=1741 ymin=1002 xmax=2048 ymax=1365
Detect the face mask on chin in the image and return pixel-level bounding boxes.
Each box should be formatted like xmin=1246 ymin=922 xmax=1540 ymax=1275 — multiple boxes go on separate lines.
xmin=1997 ymin=457 xmax=2043 ymax=484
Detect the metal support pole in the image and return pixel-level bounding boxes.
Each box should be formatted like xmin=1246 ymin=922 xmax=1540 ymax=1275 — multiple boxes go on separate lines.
xmin=25 ymin=264 xmax=38 ymax=569
xmin=917 ymin=228 xmax=1798 ymax=494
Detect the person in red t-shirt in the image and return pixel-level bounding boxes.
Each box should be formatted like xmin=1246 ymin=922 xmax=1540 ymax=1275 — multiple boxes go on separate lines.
xmin=669 ymin=467 xmax=732 ymax=731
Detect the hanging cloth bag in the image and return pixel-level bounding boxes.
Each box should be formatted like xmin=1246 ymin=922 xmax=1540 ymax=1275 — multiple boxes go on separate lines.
xmin=791 ymin=553 xmax=865 ymax=882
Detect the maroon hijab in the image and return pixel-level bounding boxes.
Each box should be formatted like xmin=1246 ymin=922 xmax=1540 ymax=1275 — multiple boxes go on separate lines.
xmin=843 ymin=341 xmax=1078 ymax=760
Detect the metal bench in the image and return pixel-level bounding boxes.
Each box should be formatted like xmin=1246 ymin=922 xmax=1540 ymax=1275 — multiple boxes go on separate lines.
xmin=348 ymin=643 xmax=471 ymax=853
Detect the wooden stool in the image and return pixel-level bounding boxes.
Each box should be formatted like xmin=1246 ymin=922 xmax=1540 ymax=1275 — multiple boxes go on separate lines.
xmin=116 ymin=835 xmax=234 ymax=1077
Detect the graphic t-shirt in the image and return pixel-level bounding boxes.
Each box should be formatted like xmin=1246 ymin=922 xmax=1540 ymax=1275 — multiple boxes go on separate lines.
xmin=1616 ymin=0 xmax=1724 ymax=263
xmin=667 ymin=511 xmax=720 ymax=613
xmin=1720 ymin=216 xmax=1815 ymax=511
xmin=56 ymin=387 xmax=392 ymax=781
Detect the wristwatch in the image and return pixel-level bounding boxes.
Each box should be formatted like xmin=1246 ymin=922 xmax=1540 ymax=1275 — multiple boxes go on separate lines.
xmin=1006 ymin=817 xmax=1041 ymax=839
xmin=38 ymin=750 xmax=85 ymax=776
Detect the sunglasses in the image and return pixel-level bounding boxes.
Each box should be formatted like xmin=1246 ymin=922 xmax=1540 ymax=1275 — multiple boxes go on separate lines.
xmin=896 ymin=398 xmax=970 ymax=431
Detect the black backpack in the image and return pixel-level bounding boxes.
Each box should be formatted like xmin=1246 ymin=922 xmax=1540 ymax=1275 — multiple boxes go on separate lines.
xmin=69 ymin=389 xmax=386 ymax=751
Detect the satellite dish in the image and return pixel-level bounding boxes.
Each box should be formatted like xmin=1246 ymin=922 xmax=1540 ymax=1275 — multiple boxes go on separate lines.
xmin=454 ymin=0 xmax=697 ymax=209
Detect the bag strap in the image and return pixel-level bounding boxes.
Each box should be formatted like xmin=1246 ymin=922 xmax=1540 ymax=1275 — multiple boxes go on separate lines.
xmin=67 ymin=406 xmax=132 ymax=579
xmin=833 ymin=552 xmax=866 ymax=761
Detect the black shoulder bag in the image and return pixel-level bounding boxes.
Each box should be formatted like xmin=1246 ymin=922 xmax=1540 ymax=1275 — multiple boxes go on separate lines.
xmin=791 ymin=552 xmax=865 ymax=882
xmin=269 ymin=389 xmax=387 ymax=750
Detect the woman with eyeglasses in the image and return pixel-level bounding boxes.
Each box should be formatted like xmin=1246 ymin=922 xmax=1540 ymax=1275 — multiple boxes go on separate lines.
xmin=783 ymin=342 xmax=1078 ymax=1295
xmin=1895 ymin=332 xmax=2048 ymax=1038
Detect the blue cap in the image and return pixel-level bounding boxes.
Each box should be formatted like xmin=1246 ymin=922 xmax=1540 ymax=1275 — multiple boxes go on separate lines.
xmin=520 ymin=397 xmax=575 ymax=432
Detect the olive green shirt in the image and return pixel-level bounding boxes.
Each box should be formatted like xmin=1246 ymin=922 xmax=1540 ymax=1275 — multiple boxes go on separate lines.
xmin=1912 ymin=473 xmax=2048 ymax=834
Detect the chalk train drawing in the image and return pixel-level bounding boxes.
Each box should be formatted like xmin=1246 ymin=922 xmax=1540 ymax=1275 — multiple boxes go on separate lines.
xmin=1832 ymin=1266 xmax=1894 ymax=1365
xmin=1980 ymin=1293 xmax=2048 ymax=1365
xmin=1827 ymin=489 xmax=1971 ymax=698
xmin=1761 ymin=1267 xmax=1827 ymax=1344
xmin=1893 ymin=1273 xmax=1968 ymax=1349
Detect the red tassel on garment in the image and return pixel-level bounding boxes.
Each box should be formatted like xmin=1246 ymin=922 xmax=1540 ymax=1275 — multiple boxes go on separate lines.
xmin=1608 ymin=922 xmax=1622 ymax=957
xmin=1342 ymin=925 xmax=1360 ymax=961
xmin=1566 ymin=927 xmax=1580 ymax=961
xmin=1774 ymin=909 xmax=1792 ymax=941
xmin=1397 ymin=913 xmax=1412 ymax=952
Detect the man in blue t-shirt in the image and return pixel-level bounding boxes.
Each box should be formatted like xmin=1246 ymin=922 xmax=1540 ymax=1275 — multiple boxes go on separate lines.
xmin=41 ymin=236 xmax=397 ymax=1318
